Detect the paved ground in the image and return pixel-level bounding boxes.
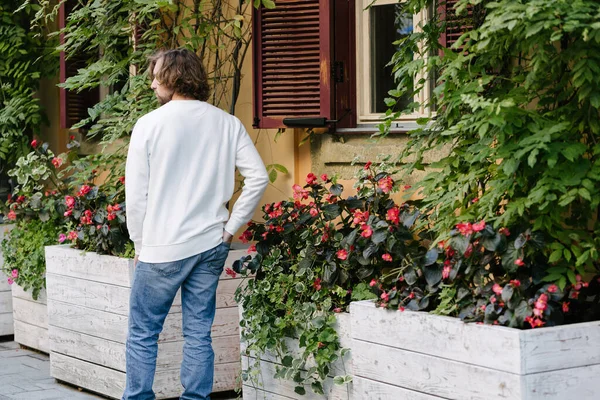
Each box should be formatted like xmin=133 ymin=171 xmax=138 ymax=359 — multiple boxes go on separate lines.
xmin=0 ymin=338 xmax=239 ymax=400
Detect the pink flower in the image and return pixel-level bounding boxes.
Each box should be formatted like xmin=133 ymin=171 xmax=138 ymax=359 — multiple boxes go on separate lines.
xmin=58 ymin=234 xmax=67 ymax=243
xmin=525 ymin=316 xmax=545 ymax=328
xmin=325 ymin=194 xmax=337 ymax=204
xmin=398 ymin=306 xmax=405 ymax=312
xmin=352 ymin=210 xmax=369 ymax=225
xmin=380 ymin=292 xmax=389 ymax=302
xmin=492 ymin=283 xmax=503 ymax=296
xmin=67 ymin=231 xmax=78 ymax=241
xmin=514 ymin=259 xmax=525 ymax=267
xmin=64 ymin=209 xmax=72 ymax=217
xmin=321 ymin=174 xmax=328 ymax=181
xmin=562 ymin=302 xmax=570 ymax=313
xmin=306 ymin=173 xmax=318 ymax=185
xmin=472 ymin=220 xmax=485 ymax=232
xmin=534 ymin=293 xmax=548 ymax=312
xmin=386 ymin=207 xmax=400 ymax=225
xmin=360 ymin=224 xmax=373 ymax=238
xmin=51 ymin=157 xmax=63 ymax=168
xmin=225 ymin=268 xmax=237 ymax=278
xmin=7 ymin=210 xmax=16 ymax=221
xmin=31 ymin=139 xmax=38 ymax=148
xmin=442 ymin=264 xmax=452 ymax=280
xmin=7 ymin=278 xmax=13 ymax=285
xmin=11 ymin=269 xmax=18 ymax=279
xmin=471 ymin=198 xmax=479 ymax=203
xmin=333 ymin=307 xmax=342 ymax=313
xmin=510 ymin=279 xmax=521 ymax=287
xmin=456 ymin=222 xmax=473 ymax=236
xmin=309 ymin=207 xmax=319 ymax=217
xmin=369 ymin=279 xmax=377 ymax=287
xmin=499 ymin=227 xmax=510 ymax=236
xmin=65 ymin=196 xmax=75 ymax=208
xmin=336 ymin=249 xmax=348 ymax=260
xmin=377 ymin=176 xmax=394 ymax=194
xmin=248 ymin=244 xmax=256 ymax=253
xmin=364 ymin=161 xmax=372 ymax=170
xmin=292 ymin=184 xmax=309 ymax=201
xmin=313 ymin=278 xmax=322 ymax=291
xmin=382 ymin=253 xmax=392 ymax=262
xmin=547 ymin=284 xmax=558 ymax=293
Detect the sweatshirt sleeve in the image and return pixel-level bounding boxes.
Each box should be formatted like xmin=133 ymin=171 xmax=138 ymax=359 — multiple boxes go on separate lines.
xmin=125 ymin=121 xmax=150 ymax=255
xmin=224 ymin=126 xmax=269 ymax=236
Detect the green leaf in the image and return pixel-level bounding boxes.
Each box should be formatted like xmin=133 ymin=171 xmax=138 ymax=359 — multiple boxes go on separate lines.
xmin=423 ymin=263 xmax=442 ymax=286
xmin=294 ymin=386 xmax=306 ymax=395
xmin=282 ymin=356 xmax=293 ymax=367
xmin=262 ymin=0 xmax=276 ymax=9
xmin=424 ymin=248 xmax=439 ymax=266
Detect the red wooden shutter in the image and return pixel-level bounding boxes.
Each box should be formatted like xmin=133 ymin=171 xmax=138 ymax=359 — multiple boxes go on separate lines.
xmin=438 ymin=0 xmax=475 ymax=50
xmin=332 ymin=0 xmax=356 ymax=129
xmin=252 ymin=0 xmax=333 ymax=129
xmin=59 ymin=0 xmax=99 ymax=129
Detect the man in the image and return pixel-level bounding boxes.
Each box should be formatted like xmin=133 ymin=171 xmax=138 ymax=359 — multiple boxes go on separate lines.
xmin=123 ymin=48 xmax=269 ymax=400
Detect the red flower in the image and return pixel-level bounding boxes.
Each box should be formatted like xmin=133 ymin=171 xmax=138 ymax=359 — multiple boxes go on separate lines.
xmin=6 ymin=210 xmax=16 ymax=221
xmin=70 ymin=135 xmax=75 ymax=141
xmin=51 ymin=157 xmax=63 ymax=168
xmin=562 ymin=302 xmax=570 ymax=313
xmin=499 ymin=227 xmax=510 ymax=236
xmin=248 ymin=244 xmax=256 ymax=253
xmin=107 ymin=213 xmax=116 ymax=221
xmin=472 ymin=220 xmax=486 ymax=232
xmin=492 ymin=283 xmax=503 ymax=296
xmin=65 ymin=196 xmax=75 ymax=209
xmin=382 ymin=253 xmax=392 ymax=262
xmin=442 ymin=264 xmax=452 ymax=280
xmin=547 ymin=284 xmax=558 ymax=293
xmin=456 ymin=222 xmax=473 ymax=236
xmin=239 ymin=230 xmax=253 ymax=243
xmin=380 ymin=292 xmax=389 ymax=302
xmin=325 ymin=194 xmax=337 ymax=204
xmin=369 ymin=279 xmax=377 ymax=287
xmin=321 ymin=174 xmax=328 ymax=181
xmin=336 ymin=249 xmax=348 ymax=260
xmin=377 ymin=176 xmax=394 ymax=194
xmin=352 ymin=210 xmax=369 ymax=225
xmin=31 ymin=139 xmax=38 ymax=148
xmin=306 ymin=173 xmax=318 ymax=185
xmin=225 ymin=268 xmax=237 ymax=278
xmin=471 ymin=197 xmax=479 ymax=203
xmin=386 ymin=207 xmax=400 ymax=225
xmin=403 ymin=185 xmax=411 ymax=190
xmin=464 ymin=244 xmax=473 ymax=258
xmin=309 ymin=207 xmax=319 ymax=217
xmin=77 ymin=185 xmax=92 ymax=197
xmin=398 ymin=306 xmax=405 ymax=312
xmin=80 ymin=210 xmax=93 ymax=225
xmin=514 ymin=259 xmax=525 ymax=267
xmin=313 ymin=278 xmax=322 ymax=291
xmin=16 ymin=196 xmax=25 ymax=203
xmin=333 ymin=307 xmax=342 ymax=313
xmin=525 ymin=316 xmax=545 ymax=329
xmin=64 ymin=209 xmax=72 ymax=217
xmin=364 ymin=161 xmax=372 ymax=170
xmin=118 ymin=176 xmax=125 ymax=185
xmin=360 ymin=224 xmax=373 ymax=238
xmin=67 ymin=231 xmax=78 ymax=241
xmin=510 ymin=279 xmax=521 ymax=287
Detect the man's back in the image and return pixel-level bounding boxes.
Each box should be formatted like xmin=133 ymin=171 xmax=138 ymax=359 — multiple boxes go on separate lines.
xmin=126 ymin=100 xmax=268 ymax=263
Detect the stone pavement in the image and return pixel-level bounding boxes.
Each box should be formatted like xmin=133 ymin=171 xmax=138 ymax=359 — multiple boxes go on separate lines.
xmin=0 ymin=339 xmax=239 ymax=400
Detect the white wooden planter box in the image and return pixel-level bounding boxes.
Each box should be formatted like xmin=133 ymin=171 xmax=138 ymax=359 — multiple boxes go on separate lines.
xmin=0 ymin=224 xmax=14 ymax=336
xmin=241 ymin=312 xmax=352 ymax=400
xmin=45 ymin=244 xmax=248 ymax=399
xmin=11 ymin=284 xmax=49 ymax=352
xmin=350 ymin=300 xmax=600 ymax=400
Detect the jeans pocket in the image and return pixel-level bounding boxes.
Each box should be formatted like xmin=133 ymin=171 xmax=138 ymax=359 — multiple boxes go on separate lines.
xmin=144 ymin=260 xmax=182 ymax=277
xmin=207 ymin=242 xmax=230 ymax=276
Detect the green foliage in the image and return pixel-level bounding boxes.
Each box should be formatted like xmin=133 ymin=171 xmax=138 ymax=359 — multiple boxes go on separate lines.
xmin=1 ymin=218 xmax=59 ymax=300
xmin=382 ymin=0 xmax=600 ymax=288
xmin=0 ymin=1 xmax=57 ymax=192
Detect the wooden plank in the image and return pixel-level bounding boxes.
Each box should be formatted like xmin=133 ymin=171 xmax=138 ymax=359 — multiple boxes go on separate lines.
xmin=241 ymin=356 xmax=350 ymax=400
xmin=351 ymin=339 xmax=522 ymax=400
xmin=48 ymin=300 xmax=239 ymax=344
xmin=46 ymin=273 xmax=130 ymax=315
xmin=0 ymin=312 xmax=13 ymax=336
xmin=50 ymin=352 xmax=125 ymax=399
xmin=524 ymin=363 xmax=600 ymax=400
xmin=243 ymin=385 xmax=297 ymax=400
xmin=51 ymin=352 xmax=239 ymax=399
xmin=12 ymin=297 xmax=48 ymax=328
xmin=14 ymin=320 xmax=49 ymax=353
xmin=11 ymin=284 xmax=47 ymax=304
xmin=352 ymin=376 xmax=446 ymax=400
xmin=0 ymin=271 xmax=11 ymax=292
xmin=520 ymin=320 xmax=600 ymax=374
xmin=45 ymin=245 xmax=134 ymax=287
xmin=0 ymin=291 xmax=12 ymax=313
xmin=350 ymin=300 xmax=522 ymax=374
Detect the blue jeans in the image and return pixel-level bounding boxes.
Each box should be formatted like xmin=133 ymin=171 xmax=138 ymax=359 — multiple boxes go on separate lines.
xmin=122 ymin=242 xmax=230 ymax=400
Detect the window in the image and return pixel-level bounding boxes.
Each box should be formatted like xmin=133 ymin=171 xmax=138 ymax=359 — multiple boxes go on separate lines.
xmin=59 ymin=0 xmax=100 ymax=130
xmin=252 ymin=0 xmax=461 ymax=131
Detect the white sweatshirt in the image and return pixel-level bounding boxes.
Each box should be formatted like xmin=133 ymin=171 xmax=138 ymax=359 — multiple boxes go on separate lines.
xmin=125 ymin=100 xmax=269 ymax=263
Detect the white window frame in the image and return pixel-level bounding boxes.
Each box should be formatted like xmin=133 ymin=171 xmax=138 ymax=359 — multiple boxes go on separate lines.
xmin=355 ymin=0 xmax=431 ymax=124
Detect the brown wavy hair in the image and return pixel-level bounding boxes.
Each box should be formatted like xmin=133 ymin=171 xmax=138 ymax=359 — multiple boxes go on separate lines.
xmin=148 ymin=48 xmax=210 ymax=101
